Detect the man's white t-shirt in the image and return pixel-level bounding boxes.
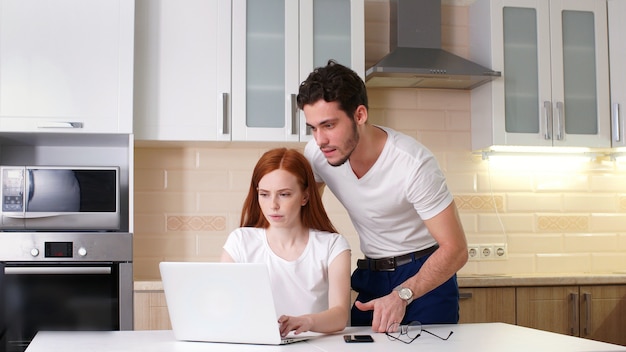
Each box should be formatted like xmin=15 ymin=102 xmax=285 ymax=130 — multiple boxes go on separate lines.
xmin=304 ymin=125 xmax=453 ymax=259
xmin=223 ymin=227 xmax=350 ymax=317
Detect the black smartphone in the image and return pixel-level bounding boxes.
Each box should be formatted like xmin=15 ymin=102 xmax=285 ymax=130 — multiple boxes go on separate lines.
xmin=343 ymin=334 xmax=374 ymax=343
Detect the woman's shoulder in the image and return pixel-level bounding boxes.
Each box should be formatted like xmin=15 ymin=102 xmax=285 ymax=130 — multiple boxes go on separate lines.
xmin=229 ymin=227 xmax=265 ymax=240
xmin=309 ymin=229 xmax=342 ymax=238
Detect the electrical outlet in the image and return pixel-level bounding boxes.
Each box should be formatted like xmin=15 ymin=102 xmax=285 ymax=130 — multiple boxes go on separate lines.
xmin=479 ymin=244 xmax=495 ymax=259
xmin=494 ymin=243 xmax=507 ymax=259
xmin=467 ymin=245 xmax=480 ymax=260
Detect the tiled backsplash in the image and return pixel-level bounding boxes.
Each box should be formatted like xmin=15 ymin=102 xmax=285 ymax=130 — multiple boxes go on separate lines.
xmin=133 ymin=1 xmax=626 ymax=280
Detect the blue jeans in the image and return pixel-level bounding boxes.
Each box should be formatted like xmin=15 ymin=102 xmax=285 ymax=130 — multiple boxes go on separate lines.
xmin=350 ymin=253 xmax=459 ymax=326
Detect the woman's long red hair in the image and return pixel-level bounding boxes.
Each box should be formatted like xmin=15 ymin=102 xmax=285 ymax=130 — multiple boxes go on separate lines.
xmin=239 ymin=148 xmax=337 ymax=233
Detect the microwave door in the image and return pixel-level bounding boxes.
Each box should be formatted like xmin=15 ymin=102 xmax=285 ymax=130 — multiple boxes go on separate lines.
xmin=1 ymin=167 xmax=120 ymax=231
xmin=26 ymin=169 xmax=80 ymax=213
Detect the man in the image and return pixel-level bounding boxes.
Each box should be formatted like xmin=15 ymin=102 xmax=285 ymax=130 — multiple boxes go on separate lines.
xmin=297 ymin=60 xmax=468 ymax=333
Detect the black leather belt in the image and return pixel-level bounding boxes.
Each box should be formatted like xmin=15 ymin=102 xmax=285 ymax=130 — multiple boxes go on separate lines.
xmin=356 ymin=245 xmax=439 ymax=272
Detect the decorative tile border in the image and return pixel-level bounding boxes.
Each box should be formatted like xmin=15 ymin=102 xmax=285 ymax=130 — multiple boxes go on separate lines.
xmin=454 ymin=195 xmax=504 ymax=211
xmin=166 ymin=215 xmax=226 ymax=231
xmin=537 ymin=216 xmax=589 ymax=231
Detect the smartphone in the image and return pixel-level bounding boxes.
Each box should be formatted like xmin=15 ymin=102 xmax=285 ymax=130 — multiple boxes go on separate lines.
xmin=343 ymin=334 xmax=374 ymax=343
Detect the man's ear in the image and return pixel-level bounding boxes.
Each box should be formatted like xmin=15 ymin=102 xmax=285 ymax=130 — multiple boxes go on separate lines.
xmin=354 ymin=105 xmax=368 ymax=125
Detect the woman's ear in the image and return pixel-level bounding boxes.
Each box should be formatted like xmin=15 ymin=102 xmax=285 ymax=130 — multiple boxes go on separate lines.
xmin=301 ymin=193 xmax=309 ymax=206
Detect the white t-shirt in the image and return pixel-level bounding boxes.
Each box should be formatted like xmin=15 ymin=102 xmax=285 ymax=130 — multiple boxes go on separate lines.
xmin=304 ymin=125 xmax=453 ymax=258
xmin=222 ymin=227 xmax=350 ymax=317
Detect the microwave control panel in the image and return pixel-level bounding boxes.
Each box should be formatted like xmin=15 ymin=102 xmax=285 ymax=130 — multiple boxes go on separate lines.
xmin=2 ymin=168 xmax=24 ymax=212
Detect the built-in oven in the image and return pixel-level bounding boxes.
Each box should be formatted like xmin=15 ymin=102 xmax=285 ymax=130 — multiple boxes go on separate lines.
xmin=0 ymin=232 xmax=133 ymax=352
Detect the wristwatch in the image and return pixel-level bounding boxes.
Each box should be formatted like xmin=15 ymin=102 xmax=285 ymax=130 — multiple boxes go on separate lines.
xmin=394 ymin=285 xmax=414 ymax=305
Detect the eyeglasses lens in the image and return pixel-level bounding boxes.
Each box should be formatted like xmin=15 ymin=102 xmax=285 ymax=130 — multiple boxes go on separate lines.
xmin=405 ymin=321 xmax=422 ymax=339
xmin=387 ymin=321 xmax=422 ymax=341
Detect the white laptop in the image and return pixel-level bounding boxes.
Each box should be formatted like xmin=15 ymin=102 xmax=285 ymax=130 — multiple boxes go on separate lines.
xmin=159 ymin=261 xmax=318 ymax=345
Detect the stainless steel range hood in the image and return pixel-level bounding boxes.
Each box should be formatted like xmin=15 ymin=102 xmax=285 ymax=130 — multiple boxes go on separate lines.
xmin=365 ymin=0 xmax=500 ymax=90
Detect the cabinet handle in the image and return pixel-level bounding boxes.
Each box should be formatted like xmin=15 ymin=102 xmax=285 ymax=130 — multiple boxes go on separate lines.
xmin=459 ymin=292 xmax=473 ymax=299
xmin=5 ymin=266 xmax=111 ymax=275
xmin=569 ymin=292 xmax=579 ymax=336
xmin=220 ymin=93 xmax=230 ymax=134
xmin=613 ymin=103 xmax=621 ymax=142
xmin=542 ymin=101 xmax=552 ymax=140
xmin=583 ymin=292 xmax=591 ymax=336
xmin=555 ymin=102 xmax=564 ymax=141
xmin=290 ymin=94 xmax=298 ymax=135
xmin=36 ymin=122 xmax=84 ymax=129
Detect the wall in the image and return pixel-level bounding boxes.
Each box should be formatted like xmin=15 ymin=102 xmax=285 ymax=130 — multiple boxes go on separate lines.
xmin=133 ymin=0 xmax=626 ymax=280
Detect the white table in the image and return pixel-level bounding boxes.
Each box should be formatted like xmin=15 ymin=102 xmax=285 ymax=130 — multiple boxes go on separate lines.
xmin=25 ymin=323 xmax=626 ymax=352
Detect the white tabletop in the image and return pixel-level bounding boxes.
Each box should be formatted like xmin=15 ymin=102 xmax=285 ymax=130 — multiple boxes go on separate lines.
xmin=25 ymin=323 xmax=626 ymax=352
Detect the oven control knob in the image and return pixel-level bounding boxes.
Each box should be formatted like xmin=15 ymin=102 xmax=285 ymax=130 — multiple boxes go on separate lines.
xmin=78 ymin=247 xmax=87 ymax=257
xmin=30 ymin=248 xmax=39 ymax=257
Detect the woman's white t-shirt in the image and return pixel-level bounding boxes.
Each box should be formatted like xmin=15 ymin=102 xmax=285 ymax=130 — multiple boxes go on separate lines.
xmin=222 ymin=227 xmax=350 ymax=317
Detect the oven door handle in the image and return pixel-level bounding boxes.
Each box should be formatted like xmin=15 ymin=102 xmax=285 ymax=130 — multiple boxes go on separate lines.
xmin=4 ymin=266 xmax=111 ymax=275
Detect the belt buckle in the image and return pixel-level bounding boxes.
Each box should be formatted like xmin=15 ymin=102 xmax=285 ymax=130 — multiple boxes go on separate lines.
xmin=378 ymin=257 xmax=396 ymax=272
xmin=395 ymin=253 xmax=413 ymax=267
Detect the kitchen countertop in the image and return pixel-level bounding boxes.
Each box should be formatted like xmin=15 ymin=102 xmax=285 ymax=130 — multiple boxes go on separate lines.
xmin=134 ymin=280 xmax=164 ymax=290
xmin=456 ymin=272 xmax=626 ymax=287
xmin=25 ymin=323 xmax=626 ymax=352
xmin=134 ymin=273 xmax=626 ymax=291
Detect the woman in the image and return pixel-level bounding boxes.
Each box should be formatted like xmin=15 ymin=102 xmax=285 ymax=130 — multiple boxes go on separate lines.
xmin=221 ymin=148 xmax=351 ymax=337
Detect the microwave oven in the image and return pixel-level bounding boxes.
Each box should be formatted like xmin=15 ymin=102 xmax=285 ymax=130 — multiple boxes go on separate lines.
xmin=0 ymin=166 xmax=120 ymax=231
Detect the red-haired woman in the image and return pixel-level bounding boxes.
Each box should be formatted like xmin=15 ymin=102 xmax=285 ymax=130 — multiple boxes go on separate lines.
xmin=221 ymin=148 xmax=351 ymax=337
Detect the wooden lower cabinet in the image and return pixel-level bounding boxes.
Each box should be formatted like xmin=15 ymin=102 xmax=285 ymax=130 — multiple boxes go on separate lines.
xmin=459 ymin=287 xmax=516 ymax=324
xmin=133 ymin=291 xmax=172 ymax=330
xmin=516 ymin=285 xmax=626 ymax=346
xmin=516 ymin=286 xmax=578 ymax=334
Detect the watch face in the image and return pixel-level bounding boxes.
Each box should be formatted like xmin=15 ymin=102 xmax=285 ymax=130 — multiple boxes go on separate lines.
xmin=399 ymin=288 xmax=412 ymax=300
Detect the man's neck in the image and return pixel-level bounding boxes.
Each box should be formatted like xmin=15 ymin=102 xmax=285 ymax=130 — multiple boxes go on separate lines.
xmin=349 ymin=125 xmax=387 ymax=179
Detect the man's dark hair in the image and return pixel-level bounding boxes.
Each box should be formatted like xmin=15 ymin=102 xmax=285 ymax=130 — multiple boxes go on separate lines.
xmin=297 ymin=60 xmax=368 ymax=119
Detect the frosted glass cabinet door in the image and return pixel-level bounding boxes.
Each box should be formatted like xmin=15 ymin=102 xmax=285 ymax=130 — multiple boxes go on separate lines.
xmin=501 ymin=5 xmax=551 ymax=145
xmin=0 ymin=0 xmax=134 ymax=133
xmin=608 ymin=0 xmax=626 ymax=148
xmin=231 ymin=0 xmax=300 ymax=142
xmin=550 ymin=0 xmax=609 ymax=148
xmin=313 ymin=0 xmax=352 ymax=67
xmin=470 ymin=0 xmax=550 ymax=149
xmin=299 ymin=0 xmax=364 ymax=141
xmin=302 ymin=0 xmax=364 ymax=72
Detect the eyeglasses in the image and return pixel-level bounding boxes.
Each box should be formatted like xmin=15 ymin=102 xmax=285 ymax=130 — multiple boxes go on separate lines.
xmin=385 ymin=321 xmax=453 ymax=344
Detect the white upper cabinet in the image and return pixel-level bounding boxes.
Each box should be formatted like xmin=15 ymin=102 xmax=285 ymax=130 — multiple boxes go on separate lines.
xmin=299 ymin=0 xmax=365 ymax=140
xmin=231 ymin=0 xmax=364 ymax=142
xmin=0 ymin=0 xmax=134 ymax=134
xmin=608 ymin=0 xmax=626 ymax=148
xmin=470 ymin=0 xmax=610 ymax=150
xmin=133 ymin=0 xmax=231 ymax=141
xmin=231 ymin=0 xmax=300 ymax=142
xmin=133 ymin=0 xmax=363 ymax=142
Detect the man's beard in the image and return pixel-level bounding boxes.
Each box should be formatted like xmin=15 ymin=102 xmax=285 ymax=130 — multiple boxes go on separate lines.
xmin=328 ymin=123 xmax=359 ymax=167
